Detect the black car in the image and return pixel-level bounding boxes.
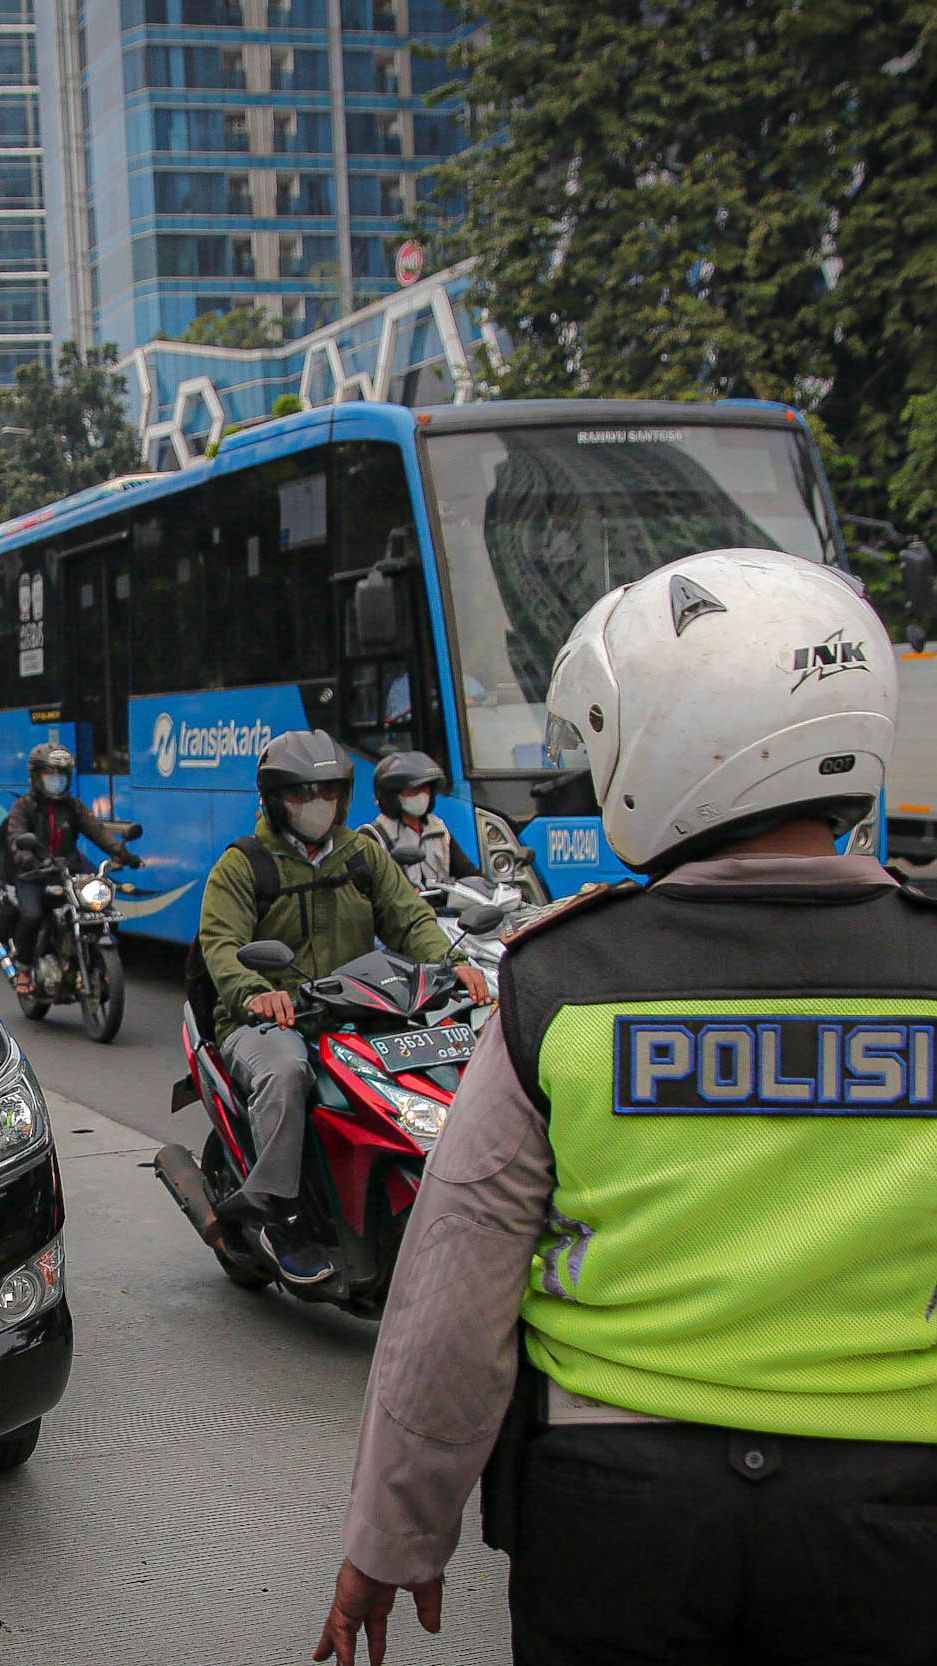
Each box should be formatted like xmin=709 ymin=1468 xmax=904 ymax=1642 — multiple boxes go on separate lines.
xmin=0 ymin=1024 xmax=72 ymax=1469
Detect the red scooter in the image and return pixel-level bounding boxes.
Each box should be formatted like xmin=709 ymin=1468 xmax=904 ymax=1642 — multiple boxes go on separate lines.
xmin=155 ymin=915 xmax=497 ymax=1316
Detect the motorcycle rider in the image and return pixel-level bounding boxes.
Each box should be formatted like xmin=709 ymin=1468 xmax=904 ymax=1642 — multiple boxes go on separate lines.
xmin=316 ymin=551 xmax=937 ymax=1666
xmin=361 ymin=751 xmax=482 ymax=893
xmin=7 ymin=743 xmax=143 ymax=997
xmin=198 ymin=728 xmax=488 ymax=1288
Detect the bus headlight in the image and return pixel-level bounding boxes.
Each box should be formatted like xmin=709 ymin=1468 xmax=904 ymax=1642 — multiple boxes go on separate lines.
xmin=475 ymin=809 xmax=547 ymax=902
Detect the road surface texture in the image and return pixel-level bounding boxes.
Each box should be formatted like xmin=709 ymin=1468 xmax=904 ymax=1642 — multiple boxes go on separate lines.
xmin=0 ymin=944 xmax=511 ymax=1666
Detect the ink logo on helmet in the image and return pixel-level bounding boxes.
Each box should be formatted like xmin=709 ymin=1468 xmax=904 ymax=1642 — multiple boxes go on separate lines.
xmin=783 ymin=629 xmax=869 ymax=694
xmin=152 ymin=711 xmax=273 ymax=777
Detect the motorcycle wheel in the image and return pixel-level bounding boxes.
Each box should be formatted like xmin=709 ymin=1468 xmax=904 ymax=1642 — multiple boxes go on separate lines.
xmin=16 ymin=989 xmax=50 ymax=1022
xmin=200 ymin=1132 xmax=273 ymax=1290
xmin=79 ymin=943 xmax=125 ymax=1044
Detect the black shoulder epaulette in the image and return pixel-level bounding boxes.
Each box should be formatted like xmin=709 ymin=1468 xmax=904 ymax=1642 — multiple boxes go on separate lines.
xmin=888 ymin=868 xmax=937 ymax=911
xmin=502 ymin=879 xmax=641 ymax=952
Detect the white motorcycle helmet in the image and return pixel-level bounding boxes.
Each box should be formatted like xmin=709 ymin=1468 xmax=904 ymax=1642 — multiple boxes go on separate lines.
xmin=545 ymin=548 xmax=898 ymax=872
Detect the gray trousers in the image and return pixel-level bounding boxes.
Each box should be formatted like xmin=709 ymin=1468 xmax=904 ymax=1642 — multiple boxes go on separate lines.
xmin=220 ymin=1023 xmax=313 ymax=1206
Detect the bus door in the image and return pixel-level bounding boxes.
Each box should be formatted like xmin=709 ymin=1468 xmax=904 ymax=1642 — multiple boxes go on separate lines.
xmin=65 ymin=533 xmax=132 ymax=821
xmin=332 ymin=558 xmax=442 ymax=764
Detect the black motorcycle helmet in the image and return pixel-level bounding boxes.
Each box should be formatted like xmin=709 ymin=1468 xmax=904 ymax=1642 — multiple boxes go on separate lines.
xmin=257 ymin=729 xmax=355 ymax=831
xmin=28 ymin=743 xmax=75 ymax=799
xmin=374 ymin=751 xmax=446 ymax=819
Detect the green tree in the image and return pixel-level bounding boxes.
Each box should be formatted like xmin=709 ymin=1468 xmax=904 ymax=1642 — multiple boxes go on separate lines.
xmin=175 ymin=305 xmax=282 ymax=349
xmin=431 ymin=1 xmax=936 ymax=528
xmin=0 ymin=342 xmax=143 ymax=520
xmin=272 ymin=393 xmax=304 ymax=418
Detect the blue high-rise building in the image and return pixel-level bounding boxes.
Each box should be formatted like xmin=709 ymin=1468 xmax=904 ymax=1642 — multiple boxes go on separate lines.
xmin=0 ymin=0 xmax=49 ymax=382
xmin=37 ymin=0 xmax=467 ymax=358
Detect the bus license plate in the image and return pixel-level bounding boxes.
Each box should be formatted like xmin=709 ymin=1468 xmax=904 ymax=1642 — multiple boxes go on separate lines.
xmin=372 ymin=1024 xmax=476 ymax=1073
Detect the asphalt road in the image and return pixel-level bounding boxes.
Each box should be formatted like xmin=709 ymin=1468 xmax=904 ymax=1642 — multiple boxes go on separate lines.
xmin=1 ymin=935 xmax=206 ymax=1151
xmin=0 ymin=942 xmax=513 ymax=1664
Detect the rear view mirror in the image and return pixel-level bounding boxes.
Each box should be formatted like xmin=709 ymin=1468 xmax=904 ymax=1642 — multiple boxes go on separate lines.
xmin=355 ymin=566 xmax=398 ymax=648
xmin=237 ymin=940 xmax=295 ymax=974
xmin=457 ymin=903 xmax=505 ymax=936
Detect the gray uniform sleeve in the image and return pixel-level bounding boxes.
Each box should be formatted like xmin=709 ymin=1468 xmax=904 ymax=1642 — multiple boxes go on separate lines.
xmin=342 ymin=1010 xmax=555 ymax=1585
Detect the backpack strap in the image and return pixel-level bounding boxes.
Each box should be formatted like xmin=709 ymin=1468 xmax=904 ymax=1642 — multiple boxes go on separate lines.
xmin=226 ymin=834 xmax=375 ymax=921
xmin=227 ymin=835 xmax=282 ymax=916
xmin=359 ymin=820 xmax=391 ymax=853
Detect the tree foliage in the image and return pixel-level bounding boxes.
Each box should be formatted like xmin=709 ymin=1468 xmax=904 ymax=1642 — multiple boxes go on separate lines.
xmin=174 ymin=305 xmax=283 ymax=349
xmin=0 ymin=342 xmax=143 ymax=520
xmin=429 ymin=0 xmax=937 ymax=533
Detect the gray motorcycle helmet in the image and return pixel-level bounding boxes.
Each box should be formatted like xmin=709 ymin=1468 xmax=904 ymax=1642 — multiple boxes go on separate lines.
xmin=257 ymin=729 xmax=355 ymax=830
xmin=374 ymin=750 xmax=446 ymax=819
xmin=29 ymin=742 xmax=75 ymax=798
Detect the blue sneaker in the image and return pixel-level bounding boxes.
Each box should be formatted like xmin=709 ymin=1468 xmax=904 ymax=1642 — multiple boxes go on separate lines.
xmin=259 ymin=1222 xmax=335 ymax=1286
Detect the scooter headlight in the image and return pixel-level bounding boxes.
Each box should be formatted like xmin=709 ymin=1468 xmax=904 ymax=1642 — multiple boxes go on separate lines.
xmin=78 ymin=877 xmax=115 ymax=912
xmin=391 ymin=1092 xmax=449 ymax=1142
xmin=329 ymin=1043 xmax=448 ymax=1145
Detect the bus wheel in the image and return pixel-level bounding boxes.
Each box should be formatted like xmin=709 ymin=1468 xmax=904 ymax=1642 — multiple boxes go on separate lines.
xmin=79 ymin=944 xmax=125 ymax=1043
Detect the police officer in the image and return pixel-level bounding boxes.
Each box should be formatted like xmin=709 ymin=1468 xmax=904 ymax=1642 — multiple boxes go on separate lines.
xmin=316 ymin=549 xmax=937 ymax=1666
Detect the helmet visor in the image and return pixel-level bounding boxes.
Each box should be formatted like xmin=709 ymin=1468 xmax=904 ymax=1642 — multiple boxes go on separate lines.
xmin=544 ymin=713 xmax=589 ymax=771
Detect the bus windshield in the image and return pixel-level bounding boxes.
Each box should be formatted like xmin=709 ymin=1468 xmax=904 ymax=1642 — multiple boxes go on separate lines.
xmin=426 ymin=420 xmax=841 ymax=772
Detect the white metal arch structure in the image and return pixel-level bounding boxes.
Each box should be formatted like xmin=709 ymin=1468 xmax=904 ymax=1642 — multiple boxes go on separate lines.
xmin=120 ymin=261 xmax=505 ymax=469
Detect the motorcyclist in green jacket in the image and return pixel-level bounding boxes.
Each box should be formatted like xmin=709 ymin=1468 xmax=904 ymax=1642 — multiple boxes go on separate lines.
xmin=199 ymin=728 xmax=487 ymax=1286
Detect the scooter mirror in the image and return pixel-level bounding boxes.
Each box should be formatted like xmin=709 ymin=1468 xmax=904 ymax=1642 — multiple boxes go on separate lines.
xmin=237 ymin=939 xmax=296 ymax=974
xmin=457 ymin=902 xmax=505 ymax=936
xmin=390 ymin=842 xmax=427 ymax=867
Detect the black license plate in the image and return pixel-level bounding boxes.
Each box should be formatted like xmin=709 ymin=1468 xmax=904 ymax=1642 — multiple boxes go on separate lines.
xmin=371 ymin=1023 xmax=476 ymax=1073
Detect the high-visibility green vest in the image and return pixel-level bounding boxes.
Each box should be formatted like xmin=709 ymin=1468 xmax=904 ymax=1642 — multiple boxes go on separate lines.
xmin=499 ymin=878 xmax=937 ymax=1443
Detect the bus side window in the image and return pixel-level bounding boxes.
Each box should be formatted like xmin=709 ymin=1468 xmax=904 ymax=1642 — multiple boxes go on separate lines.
xmin=204 ymin=455 xmax=332 ymax=690
xmin=331 ymin=439 xmax=445 ymax=763
xmin=132 ymin=498 xmax=210 ymax=695
xmin=0 ymin=545 xmax=62 ymax=715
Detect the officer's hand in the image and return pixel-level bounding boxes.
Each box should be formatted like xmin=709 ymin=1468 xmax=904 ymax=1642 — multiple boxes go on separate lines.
xmin=455 ymin=963 xmax=491 ymax=1004
xmin=314 ymin=1557 xmax=442 ymax=1666
xmin=123 ymin=851 xmax=144 ymax=870
xmin=249 ymin=989 xmax=295 ymax=1028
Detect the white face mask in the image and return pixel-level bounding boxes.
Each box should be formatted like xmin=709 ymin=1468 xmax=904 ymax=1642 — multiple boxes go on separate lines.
xmin=41 ymin=771 xmax=69 ymax=798
xmin=400 ymin=790 xmax=431 ymax=819
xmin=287 ymin=797 xmax=337 ymax=844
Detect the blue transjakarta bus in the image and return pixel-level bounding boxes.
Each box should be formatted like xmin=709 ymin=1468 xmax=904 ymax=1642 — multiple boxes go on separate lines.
xmin=0 ymin=398 xmax=880 ymax=942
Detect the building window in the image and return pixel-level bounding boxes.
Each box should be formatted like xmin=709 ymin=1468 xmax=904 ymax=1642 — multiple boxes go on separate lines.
xmin=227 ymin=173 xmax=252 ymax=214
xmin=232 ymin=236 xmax=254 ymax=278
xmin=222 ymin=49 xmax=246 ymax=90
xmin=223 ymin=111 xmax=250 ymax=152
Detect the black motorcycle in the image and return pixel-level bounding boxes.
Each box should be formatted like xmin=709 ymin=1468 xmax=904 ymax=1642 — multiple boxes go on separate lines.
xmin=1 ymin=825 xmax=143 ymax=1043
